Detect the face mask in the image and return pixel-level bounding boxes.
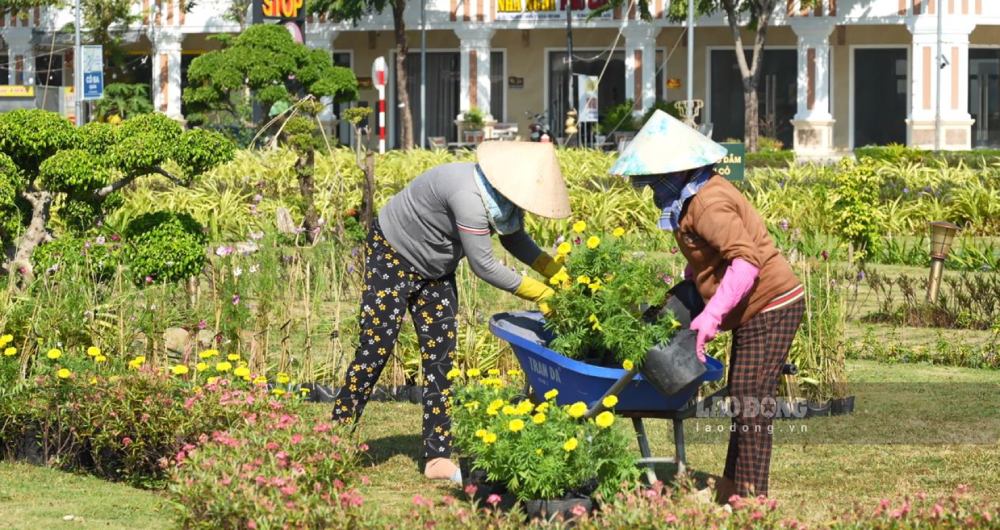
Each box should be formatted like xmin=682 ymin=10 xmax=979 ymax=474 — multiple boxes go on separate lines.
xmin=650 ymin=172 xmax=688 ymax=210
xmin=474 ymin=164 xmax=524 ymax=236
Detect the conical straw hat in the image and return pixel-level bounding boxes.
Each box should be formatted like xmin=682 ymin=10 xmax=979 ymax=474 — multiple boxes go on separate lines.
xmin=476 ymin=141 xmax=571 ymax=219
xmin=610 ymin=110 xmax=728 ymax=177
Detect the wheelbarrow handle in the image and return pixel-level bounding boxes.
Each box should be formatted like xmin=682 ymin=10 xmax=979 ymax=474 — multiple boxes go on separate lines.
xmin=584 ymin=368 xmax=640 ymax=419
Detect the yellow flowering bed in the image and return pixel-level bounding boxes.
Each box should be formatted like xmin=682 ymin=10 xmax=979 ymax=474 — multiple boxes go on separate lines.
xmin=544 ymin=222 xmax=681 ymax=368
xmin=449 ymin=369 xmax=639 ymax=501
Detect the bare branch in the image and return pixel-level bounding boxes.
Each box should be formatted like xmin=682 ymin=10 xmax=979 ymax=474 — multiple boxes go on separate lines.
xmin=721 ymin=0 xmax=751 ymax=80
xmin=94 ymin=167 xmax=187 ymax=198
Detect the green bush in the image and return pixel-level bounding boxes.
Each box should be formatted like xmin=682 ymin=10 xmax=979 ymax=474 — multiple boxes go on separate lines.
xmin=123 ymin=211 xmax=208 ymax=285
xmin=32 ymin=234 xmax=123 ymax=281
xmin=829 ymin=158 xmax=887 ymax=261
xmin=599 ymin=100 xmax=638 ymax=134
xmin=855 ymin=144 xmax=1000 ymax=169
xmin=746 ymin=150 xmax=794 ymax=168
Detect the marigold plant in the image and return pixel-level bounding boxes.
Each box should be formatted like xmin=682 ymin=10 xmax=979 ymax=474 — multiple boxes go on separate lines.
xmin=543 ymin=226 xmax=680 ymax=367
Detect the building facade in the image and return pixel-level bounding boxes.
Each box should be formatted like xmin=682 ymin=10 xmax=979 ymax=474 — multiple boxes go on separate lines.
xmin=2 ymin=0 xmax=999 ymax=154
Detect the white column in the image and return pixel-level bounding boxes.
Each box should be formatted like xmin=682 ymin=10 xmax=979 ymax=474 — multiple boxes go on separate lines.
xmin=5 ymin=30 xmax=34 ymax=86
xmin=906 ymin=18 xmax=974 ymax=150
xmin=623 ymin=24 xmax=660 ymax=114
xmin=455 ymin=26 xmax=495 ymax=119
xmin=151 ymin=29 xmax=183 ymax=120
xmin=790 ymin=19 xmax=835 ymax=158
xmin=306 ymin=27 xmax=339 ymax=126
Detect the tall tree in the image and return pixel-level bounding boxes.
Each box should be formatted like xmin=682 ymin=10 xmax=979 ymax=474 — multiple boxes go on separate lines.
xmin=183 ymin=24 xmax=359 ymax=242
xmin=600 ymin=0 xmax=814 ymax=152
xmin=309 ymin=0 xmax=415 ymax=149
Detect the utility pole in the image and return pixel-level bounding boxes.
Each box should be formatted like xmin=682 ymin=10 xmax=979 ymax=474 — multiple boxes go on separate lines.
xmin=686 ymin=0 xmax=694 ymax=107
xmin=420 ymin=0 xmax=427 ymax=148
xmin=566 ymin=0 xmax=575 ymax=122
xmin=74 ymin=0 xmax=83 ymax=126
xmin=934 ymin=0 xmax=943 ymax=151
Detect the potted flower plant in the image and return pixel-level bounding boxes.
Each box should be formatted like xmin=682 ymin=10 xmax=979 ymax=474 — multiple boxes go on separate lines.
xmin=451 ymin=369 xmax=639 ymax=520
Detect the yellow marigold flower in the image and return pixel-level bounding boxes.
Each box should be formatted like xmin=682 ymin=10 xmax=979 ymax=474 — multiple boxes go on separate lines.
xmin=467 ymin=368 xmax=481 ymax=378
xmin=207 ymin=376 xmax=220 ymax=385
xmin=532 ymin=413 xmax=546 ymax=425
xmin=94 ymin=355 xmax=107 ymax=364
xmin=464 ymin=401 xmax=480 ymax=412
xmin=622 ymin=359 xmax=635 ymax=371
xmin=595 ymin=411 xmax=615 ymax=429
xmin=576 ymin=275 xmax=591 ymax=285
xmin=509 ymin=369 xmax=523 ymax=377
xmin=3 ymin=347 xmax=16 ymax=357
xmin=86 ymin=346 xmax=101 ymax=357
xmin=89 ymin=377 xmax=98 ymax=385
xmin=588 ymin=314 xmax=602 ymax=332
xmin=568 ymin=402 xmax=587 ymax=419
xmin=446 ymin=368 xmax=462 ymax=380
xmin=586 ymin=236 xmax=601 ymax=249
xmin=488 ymin=368 xmax=501 ymax=376
xmin=252 ymin=375 xmax=267 ymax=385
xmin=171 ymin=365 xmax=190 ymax=376
xmin=556 ymin=242 xmax=572 ymax=256
xmin=215 ymin=361 xmax=232 ymax=372
xmin=128 ymin=356 xmax=146 ymax=370
xmin=508 ymin=419 xmax=525 ymax=432
xmin=516 ymin=401 xmax=534 ymax=415
xmin=563 ymin=437 xmax=578 ymax=452
xmin=0 ymin=334 xmax=12 ymax=345
xmin=501 ymin=405 xmax=517 ymax=416
xmin=483 ymin=432 xmax=497 ymax=444
xmin=234 ymin=366 xmax=251 ymax=378
xmin=56 ymin=368 xmax=71 ymax=379
xmin=544 ymin=389 xmax=559 ymax=400
xmin=276 ymin=372 xmax=291 ymax=384
xmin=272 ymin=388 xmax=286 ymax=396
xmin=572 ymin=221 xmax=587 ymax=234
xmin=536 ymin=448 xmax=543 ymax=456
xmin=199 ymin=349 xmax=219 ymax=359
xmin=475 ymin=429 xmax=487 ymax=438
xmin=613 ymin=227 xmax=626 ymax=237
xmin=227 ymin=353 xmax=241 ymax=362
xmin=602 ymin=395 xmax=619 ymax=408
xmin=196 ymin=362 xmax=209 ymax=372
xmin=535 ymin=402 xmax=550 ymax=413
xmin=46 ymin=348 xmax=62 ymax=360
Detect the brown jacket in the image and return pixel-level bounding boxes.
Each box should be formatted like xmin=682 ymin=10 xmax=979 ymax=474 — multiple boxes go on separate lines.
xmin=675 ymin=175 xmax=800 ymax=331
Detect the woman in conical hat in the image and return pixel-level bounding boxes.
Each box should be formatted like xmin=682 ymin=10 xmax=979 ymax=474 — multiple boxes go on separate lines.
xmin=332 ymin=141 xmax=570 ymax=484
xmin=612 ymin=111 xmax=804 ymax=500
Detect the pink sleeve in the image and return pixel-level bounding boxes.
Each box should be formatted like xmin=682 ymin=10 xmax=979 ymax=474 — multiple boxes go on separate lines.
xmin=699 ymin=258 xmax=759 ymax=324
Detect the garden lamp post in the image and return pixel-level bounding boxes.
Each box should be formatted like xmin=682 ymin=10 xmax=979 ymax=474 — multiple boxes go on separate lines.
xmin=926 ymin=221 xmax=959 ymax=303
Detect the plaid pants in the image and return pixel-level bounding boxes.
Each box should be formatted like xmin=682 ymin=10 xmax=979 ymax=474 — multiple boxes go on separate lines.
xmin=332 ymin=221 xmax=458 ymax=459
xmin=723 ymin=297 xmax=805 ymax=497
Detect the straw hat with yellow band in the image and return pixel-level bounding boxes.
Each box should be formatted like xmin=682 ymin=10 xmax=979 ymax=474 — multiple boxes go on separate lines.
xmin=610 ymin=110 xmax=728 ymax=182
xmin=477 ymin=142 xmax=571 ymax=313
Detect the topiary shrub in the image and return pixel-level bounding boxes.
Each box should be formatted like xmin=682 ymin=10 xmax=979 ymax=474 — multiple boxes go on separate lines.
xmin=0 ymin=109 xmax=234 ymax=284
xmin=123 ymin=212 xmax=208 ymax=286
xmin=32 ymin=234 xmax=123 ymax=281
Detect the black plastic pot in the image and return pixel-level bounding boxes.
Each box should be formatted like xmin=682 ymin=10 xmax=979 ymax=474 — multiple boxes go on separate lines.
xmin=643 ymin=280 xmax=705 ymax=328
xmin=830 ymin=396 xmax=856 ymax=416
xmin=640 ymin=329 xmax=706 ymax=397
xmin=804 ymin=400 xmax=831 ymax=418
xmin=523 ymin=496 xmax=593 ymax=521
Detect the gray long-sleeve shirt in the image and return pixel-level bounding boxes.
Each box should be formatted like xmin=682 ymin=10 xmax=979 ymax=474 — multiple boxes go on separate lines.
xmin=378 ymin=162 xmax=544 ymax=292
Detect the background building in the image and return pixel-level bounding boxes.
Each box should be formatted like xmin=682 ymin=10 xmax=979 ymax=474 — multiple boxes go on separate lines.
xmin=2 ymin=0 xmax=999 ymax=154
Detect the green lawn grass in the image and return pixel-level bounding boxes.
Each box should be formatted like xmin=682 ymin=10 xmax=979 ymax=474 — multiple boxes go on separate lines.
xmin=1 ymin=360 xmax=996 ymax=528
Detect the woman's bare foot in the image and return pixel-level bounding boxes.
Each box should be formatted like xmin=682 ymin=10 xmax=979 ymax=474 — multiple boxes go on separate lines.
xmin=424 ymin=457 xmax=462 ymax=484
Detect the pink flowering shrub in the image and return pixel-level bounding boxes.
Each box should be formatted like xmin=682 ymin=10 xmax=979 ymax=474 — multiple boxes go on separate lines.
xmin=0 ymin=371 xmax=283 ymax=488
xmin=169 ymin=411 xmax=370 ymax=530
xmin=398 ymin=483 xmax=997 ymax=529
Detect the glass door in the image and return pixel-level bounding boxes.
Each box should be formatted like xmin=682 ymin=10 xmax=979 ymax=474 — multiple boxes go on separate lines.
xmin=970 ymin=49 xmax=1000 ymax=148
xmin=853 ymin=49 xmax=908 ymax=147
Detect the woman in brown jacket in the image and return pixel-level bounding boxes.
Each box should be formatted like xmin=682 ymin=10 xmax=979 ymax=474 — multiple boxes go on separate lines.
xmin=612 ymin=111 xmax=805 ymax=499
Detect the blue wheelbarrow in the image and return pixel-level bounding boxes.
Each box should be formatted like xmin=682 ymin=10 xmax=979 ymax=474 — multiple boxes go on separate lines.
xmin=489 ymin=310 xmax=725 ymax=483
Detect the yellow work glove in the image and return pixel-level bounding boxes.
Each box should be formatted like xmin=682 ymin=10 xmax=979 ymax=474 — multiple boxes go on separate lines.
xmin=530 ymin=253 xmax=565 ymax=280
xmin=515 ymin=276 xmax=555 ymax=317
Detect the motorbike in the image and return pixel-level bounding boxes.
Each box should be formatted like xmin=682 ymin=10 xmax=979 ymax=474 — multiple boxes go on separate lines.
xmin=525 ymin=110 xmax=552 ymax=143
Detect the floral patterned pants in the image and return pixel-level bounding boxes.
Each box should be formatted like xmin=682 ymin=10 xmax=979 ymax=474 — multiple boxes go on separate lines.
xmin=332 ymin=221 xmax=458 ymax=459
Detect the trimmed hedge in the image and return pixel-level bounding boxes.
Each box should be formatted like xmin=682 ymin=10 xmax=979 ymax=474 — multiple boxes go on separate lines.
xmin=855 ymin=144 xmax=1000 ymax=168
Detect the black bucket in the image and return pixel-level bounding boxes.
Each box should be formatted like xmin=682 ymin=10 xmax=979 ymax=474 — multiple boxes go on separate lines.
xmin=640 ymin=329 xmax=706 ymax=397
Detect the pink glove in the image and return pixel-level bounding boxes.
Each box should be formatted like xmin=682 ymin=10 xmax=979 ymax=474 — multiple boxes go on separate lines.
xmin=689 ymin=258 xmax=759 ymax=362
